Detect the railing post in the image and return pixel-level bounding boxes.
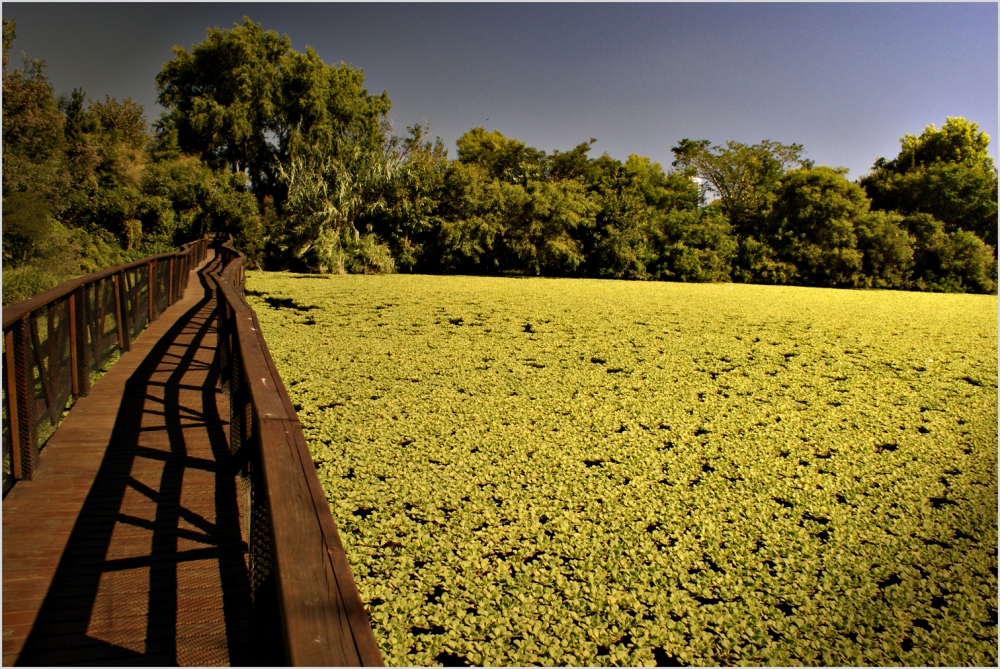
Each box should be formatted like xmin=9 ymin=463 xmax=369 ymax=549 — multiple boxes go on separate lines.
xmin=112 ymin=274 xmax=127 ymax=352
xmin=168 ymin=257 xmax=175 ymax=306
xmin=11 ymin=318 xmax=38 ymax=479
xmin=75 ymin=285 xmax=90 ymax=397
xmin=115 ymin=271 xmax=131 ymax=352
xmin=4 ymin=329 xmax=21 ymax=478
xmin=68 ymin=292 xmax=79 ymax=397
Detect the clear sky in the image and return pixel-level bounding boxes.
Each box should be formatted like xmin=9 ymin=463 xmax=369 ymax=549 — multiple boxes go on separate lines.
xmin=4 ymin=2 xmax=997 ymax=179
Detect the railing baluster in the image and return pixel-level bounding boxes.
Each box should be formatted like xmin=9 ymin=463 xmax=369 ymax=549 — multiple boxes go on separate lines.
xmin=68 ymin=292 xmax=79 ymax=397
xmin=115 ymin=271 xmax=131 ymax=353
xmin=12 ymin=318 xmax=38 ymax=479
xmin=74 ymin=286 xmax=90 ymax=397
xmin=148 ymin=260 xmax=156 ymax=322
xmin=5 ymin=329 xmax=21 ymax=479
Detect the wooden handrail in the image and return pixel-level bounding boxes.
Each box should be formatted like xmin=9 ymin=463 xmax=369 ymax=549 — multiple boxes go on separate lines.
xmin=3 ymin=243 xmax=205 ymax=330
xmin=209 ymin=237 xmax=384 ymax=666
xmin=2 ymin=238 xmax=209 ymax=487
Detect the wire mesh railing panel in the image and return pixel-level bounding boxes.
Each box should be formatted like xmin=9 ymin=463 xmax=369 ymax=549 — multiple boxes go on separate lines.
xmin=2 ymin=239 xmax=207 ymax=491
xmin=86 ymin=277 xmax=121 ymax=379
xmin=29 ymin=299 xmax=75 ymax=450
xmin=3 ymin=336 xmax=13 ymax=497
xmin=125 ymin=265 xmax=149 ymax=342
xmin=155 ymin=261 xmax=170 ymax=315
xmin=218 ymin=296 xmax=281 ymax=661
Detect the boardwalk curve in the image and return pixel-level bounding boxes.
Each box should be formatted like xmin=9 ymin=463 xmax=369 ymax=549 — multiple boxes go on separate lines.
xmin=3 ymin=246 xmax=383 ymax=666
xmin=3 ymin=255 xmax=252 ymax=665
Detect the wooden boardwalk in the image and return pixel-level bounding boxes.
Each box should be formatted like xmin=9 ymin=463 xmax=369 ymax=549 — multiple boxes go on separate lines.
xmin=2 ymin=255 xmax=253 ymax=666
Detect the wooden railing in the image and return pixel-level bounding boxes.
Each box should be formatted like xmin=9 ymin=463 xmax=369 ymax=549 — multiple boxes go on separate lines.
xmin=211 ymin=237 xmax=384 ymax=666
xmin=2 ymin=239 xmax=209 ymax=496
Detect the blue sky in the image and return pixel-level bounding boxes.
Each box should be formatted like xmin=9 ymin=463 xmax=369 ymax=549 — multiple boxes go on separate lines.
xmin=4 ymin=2 xmax=997 ymax=179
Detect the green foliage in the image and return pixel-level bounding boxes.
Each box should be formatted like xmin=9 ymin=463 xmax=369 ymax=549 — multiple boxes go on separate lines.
xmin=155 ymin=17 xmax=289 ymax=189
xmin=506 ymin=179 xmax=598 ymax=275
xmin=434 ymin=161 xmax=514 ymax=273
xmin=1 ymin=16 xmax=254 ymax=305
xmin=156 ymin=15 xmax=396 ymax=272
xmin=2 ymin=189 xmax=54 ymax=264
xmin=275 ymin=44 xmax=394 ymax=269
xmin=904 ymin=214 xmax=998 ymax=294
xmin=854 ymin=211 xmax=914 ymax=290
xmin=5 ymin=15 xmax=997 ymax=297
xmin=278 ymin=143 xmax=398 ymax=272
xmin=374 ymin=124 xmax=450 ymax=272
xmin=896 ymin=116 xmax=994 ymax=171
xmin=456 ymin=127 xmax=546 ymax=185
xmin=248 ymin=272 xmax=998 ymax=667
xmin=731 ymin=236 xmax=797 ymax=285
xmin=671 ymin=138 xmax=811 ymax=236
xmin=651 ymin=207 xmax=737 ymax=283
xmin=2 ymin=19 xmax=68 ymax=206
xmin=862 ymin=118 xmax=999 ymax=248
xmin=278 ymin=45 xmax=391 ymax=166
xmin=768 ymin=167 xmax=869 ymax=288
xmin=582 ymin=155 xmax=658 ymax=280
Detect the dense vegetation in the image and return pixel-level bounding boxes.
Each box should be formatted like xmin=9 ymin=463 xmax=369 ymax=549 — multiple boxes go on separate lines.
xmin=247 ymin=272 xmax=998 ymax=666
xmin=1 ymin=17 xmax=258 ymax=304
xmin=4 ymin=16 xmax=997 ymax=302
xmin=151 ymin=18 xmax=996 ymax=293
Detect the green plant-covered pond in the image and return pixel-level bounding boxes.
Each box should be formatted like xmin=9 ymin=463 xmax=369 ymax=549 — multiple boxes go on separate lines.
xmin=246 ymin=273 xmax=997 ymax=666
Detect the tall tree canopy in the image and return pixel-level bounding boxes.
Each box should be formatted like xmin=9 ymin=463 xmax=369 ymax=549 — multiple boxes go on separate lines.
xmin=8 ymin=14 xmax=994 ymax=296
xmin=670 ymin=138 xmax=811 ymax=236
xmin=860 ymin=117 xmax=998 ymax=247
xmin=768 ymin=166 xmax=869 ymax=288
xmin=2 ymin=16 xmax=264 ymax=303
xmin=155 ymin=17 xmax=289 ymax=192
xmin=156 ymin=17 xmax=395 ymax=270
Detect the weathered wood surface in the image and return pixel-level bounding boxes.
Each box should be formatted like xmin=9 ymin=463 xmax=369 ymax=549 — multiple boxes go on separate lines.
xmin=212 ymin=245 xmax=384 ymax=666
xmin=2 ymin=254 xmax=252 ymax=666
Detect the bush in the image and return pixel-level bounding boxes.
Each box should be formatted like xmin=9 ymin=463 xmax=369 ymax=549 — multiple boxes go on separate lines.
xmin=905 ymin=214 xmax=997 ymax=293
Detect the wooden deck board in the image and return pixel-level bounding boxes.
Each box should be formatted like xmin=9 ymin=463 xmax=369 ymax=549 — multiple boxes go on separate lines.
xmin=2 ymin=255 xmax=252 ymax=667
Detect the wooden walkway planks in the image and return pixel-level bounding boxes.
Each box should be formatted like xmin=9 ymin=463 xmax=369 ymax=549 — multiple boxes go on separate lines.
xmin=3 ymin=256 xmax=252 ymax=666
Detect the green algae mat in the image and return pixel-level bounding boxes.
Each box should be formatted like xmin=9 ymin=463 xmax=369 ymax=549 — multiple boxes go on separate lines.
xmin=246 ymin=273 xmax=998 ymax=667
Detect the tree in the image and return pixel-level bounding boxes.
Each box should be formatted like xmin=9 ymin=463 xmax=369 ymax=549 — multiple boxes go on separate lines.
xmin=372 ymin=123 xmax=449 ymax=271
xmin=650 ymin=206 xmax=737 ymax=283
xmin=157 ymin=17 xmax=396 ymax=270
xmin=671 ymin=138 xmax=811 ymax=237
xmin=278 ymin=140 xmax=397 ymax=272
xmin=277 ymin=45 xmax=391 ymax=170
xmin=768 ymin=167 xmax=869 ymax=287
xmin=456 ymin=127 xmax=546 ymax=186
xmin=854 ymin=210 xmax=914 ymax=289
xmin=902 ymin=213 xmax=997 ymax=294
xmin=2 ymin=18 xmax=68 ymax=204
xmin=505 ymin=179 xmax=598 ymax=275
xmin=548 ymin=139 xmax=597 ymax=181
xmin=861 ymin=117 xmax=998 ymax=247
xmin=156 ymin=17 xmax=289 ymax=192
xmin=581 ymin=154 xmax=657 ymax=280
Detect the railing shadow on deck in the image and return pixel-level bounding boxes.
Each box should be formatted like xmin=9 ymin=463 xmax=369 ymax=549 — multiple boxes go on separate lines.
xmin=15 ymin=267 xmax=257 ymax=666
xmin=3 ymin=239 xmax=210 ymax=496
xmin=4 ymin=238 xmax=385 ymax=666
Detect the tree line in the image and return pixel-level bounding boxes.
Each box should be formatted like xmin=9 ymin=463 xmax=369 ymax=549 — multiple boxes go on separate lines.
xmin=4 ymin=17 xmax=997 ymax=304
xmin=2 ymin=17 xmax=259 ymax=304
